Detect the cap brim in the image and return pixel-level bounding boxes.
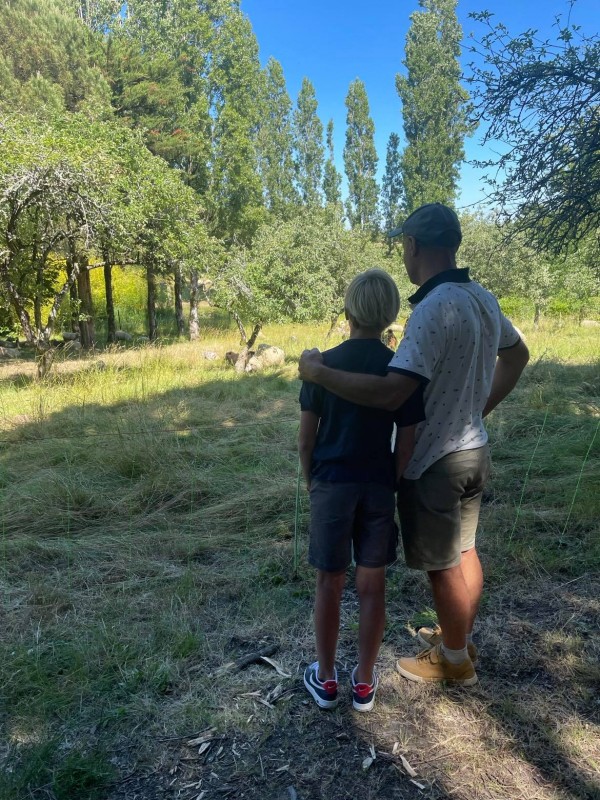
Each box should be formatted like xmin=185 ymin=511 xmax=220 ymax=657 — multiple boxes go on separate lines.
xmin=387 ymin=226 xmax=403 ymax=238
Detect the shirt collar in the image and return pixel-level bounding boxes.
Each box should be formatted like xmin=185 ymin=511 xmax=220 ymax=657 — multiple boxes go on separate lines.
xmin=408 ymin=267 xmax=471 ymax=305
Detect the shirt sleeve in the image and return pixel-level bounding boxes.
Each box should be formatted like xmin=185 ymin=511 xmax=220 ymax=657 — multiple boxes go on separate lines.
xmin=394 ymin=383 xmax=426 ymax=427
xmin=498 ymin=313 xmax=521 ymax=350
xmin=387 ymin=306 xmax=442 ymax=382
xmin=299 ymin=381 xmax=324 ymax=415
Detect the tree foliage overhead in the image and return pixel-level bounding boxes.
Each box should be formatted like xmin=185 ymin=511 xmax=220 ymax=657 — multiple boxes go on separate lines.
xmin=396 ymin=0 xmax=474 ymax=212
xmin=468 ymin=12 xmax=600 ymax=253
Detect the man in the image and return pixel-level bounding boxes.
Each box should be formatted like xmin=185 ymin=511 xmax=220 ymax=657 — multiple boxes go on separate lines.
xmin=298 ymin=203 xmax=529 ymax=685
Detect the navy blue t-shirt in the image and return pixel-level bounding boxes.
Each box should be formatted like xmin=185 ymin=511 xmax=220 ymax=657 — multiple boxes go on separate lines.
xmin=299 ymin=338 xmax=425 ymax=487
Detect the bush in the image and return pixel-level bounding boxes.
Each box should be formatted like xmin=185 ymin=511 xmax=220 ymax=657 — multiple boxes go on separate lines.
xmin=498 ymin=296 xmax=534 ymax=321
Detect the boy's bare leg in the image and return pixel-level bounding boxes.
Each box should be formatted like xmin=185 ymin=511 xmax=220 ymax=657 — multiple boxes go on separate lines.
xmin=314 ymin=569 xmax=346 ymax=680
xmin=355 ymin=565 xmax=386 ymax=684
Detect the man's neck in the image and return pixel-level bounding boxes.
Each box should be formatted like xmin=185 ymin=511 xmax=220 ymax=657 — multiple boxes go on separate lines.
xmin=416 ymin=261 xmax=456 ymax=287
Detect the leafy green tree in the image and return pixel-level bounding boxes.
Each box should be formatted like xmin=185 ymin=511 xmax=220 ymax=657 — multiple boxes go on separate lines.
xmin=107 ymin=0 xmax=213 ymax=195
xmin=396 ymin=0 xmax=473 ymax=211
xmin=381 ymin=132 xmax=405 ymax=241
xmin=256 ymin=57 xmax=298 ymax=217
xmin=468 ymin=12 xmax=600 ymax=253
xmin=343 ymin=79 xmax=379 ymax=232
xmin=323 ymin=119 xmax=342 ymax=208
xmin=208 ymin=207 xmax=376 ymax=363
xmin=206 ymin=7 xmax=265 ymax=242
xmin=0 ymin=0 xmax=111 ymax=115
xmin=293 ymin=78 xmax=325 ymax=207
xmin=0 ymin=114 xmax=113 ymax=371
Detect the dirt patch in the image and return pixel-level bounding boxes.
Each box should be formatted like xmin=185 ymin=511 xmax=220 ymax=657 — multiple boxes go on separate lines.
xmin=107 ymin=573 xmax=599 ymax=800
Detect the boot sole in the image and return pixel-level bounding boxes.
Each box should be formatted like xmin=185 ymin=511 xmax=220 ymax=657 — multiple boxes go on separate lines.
xmin=396 ymin=662 xmax=478 ymax=686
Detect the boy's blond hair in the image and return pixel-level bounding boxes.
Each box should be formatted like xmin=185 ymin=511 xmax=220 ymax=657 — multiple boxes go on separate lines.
xmin=344 ymin=268 xmax=400 ymax=332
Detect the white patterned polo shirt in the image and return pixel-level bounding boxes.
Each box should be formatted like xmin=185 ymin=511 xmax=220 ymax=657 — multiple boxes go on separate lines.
xmin=388 ymin=268 xmax=520 ymax=479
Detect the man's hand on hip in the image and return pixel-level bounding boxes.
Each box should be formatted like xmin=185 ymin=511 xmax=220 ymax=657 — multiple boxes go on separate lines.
xmin=299 ymin=348 xmax=323 ymax=382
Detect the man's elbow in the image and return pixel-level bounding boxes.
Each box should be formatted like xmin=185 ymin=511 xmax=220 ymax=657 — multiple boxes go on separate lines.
xmin=514 ymin=339 xmax=530 ymax=371
xmin=381 ymin=394 xmax=402 ymax=412
xmin=380 ymin=375 xmax=420 ymax=411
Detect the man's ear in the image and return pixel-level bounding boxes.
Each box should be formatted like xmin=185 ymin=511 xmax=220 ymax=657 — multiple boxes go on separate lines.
xmin=407 ymin=235 xmax=419 ymax=257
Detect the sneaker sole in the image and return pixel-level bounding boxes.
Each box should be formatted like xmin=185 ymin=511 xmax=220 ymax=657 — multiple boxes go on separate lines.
xmin=303 ymin=675 xmax=339 ymax=709
xmin=352 ymin=698 xmax=375 ymax=712
xmin=396 ymin=662 xmax=478 ymax=686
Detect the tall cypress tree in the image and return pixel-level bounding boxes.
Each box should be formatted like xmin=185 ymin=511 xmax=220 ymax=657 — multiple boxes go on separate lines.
xmin=293 ymin=78 xmax=324 ymax=207
xmin=343 ymin=78 xmax=379 ymax=232
xmin=256 ymin=57 xmax=298 ymax=217
xmin=322 ymin=119 xmax=342 ymax=207
xmin=396 ymin=0 xmax=473 ymax=211
xmin=381 ymin=132 xmax=405 ymax=235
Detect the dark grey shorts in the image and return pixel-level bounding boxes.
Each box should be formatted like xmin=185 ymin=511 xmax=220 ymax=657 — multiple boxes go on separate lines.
xmin=397 ymin=445 xmax=491 ymax=572
xmin=308 ymin=480 xmax=398 ymax=572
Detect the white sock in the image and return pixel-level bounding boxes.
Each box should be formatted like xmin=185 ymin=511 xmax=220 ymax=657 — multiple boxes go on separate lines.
xmin=441 ymin=644 xmax=468 ymax=664
xmin=466 ymin=632 xmax=474 ymax=644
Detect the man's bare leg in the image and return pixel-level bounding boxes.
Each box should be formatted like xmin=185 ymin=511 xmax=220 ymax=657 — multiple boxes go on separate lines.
xmin=428 ymin=564 xmax=471 ymax=650
xmin=460 ymin=547 xmax=483 ymax=634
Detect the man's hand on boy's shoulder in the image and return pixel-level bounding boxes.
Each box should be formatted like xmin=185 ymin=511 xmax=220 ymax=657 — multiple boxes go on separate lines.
xmin=299 ymin=348 xmax=324 ymax=382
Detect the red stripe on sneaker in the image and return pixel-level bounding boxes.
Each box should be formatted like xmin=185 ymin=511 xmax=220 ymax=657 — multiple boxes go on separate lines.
xmin=353 ymin=683 xmax=373 ymax=698
xmin=322 ymin=680 xmax=337 ymax=694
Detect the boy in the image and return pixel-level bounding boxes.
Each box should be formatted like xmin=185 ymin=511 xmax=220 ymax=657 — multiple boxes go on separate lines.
xmin=298 ymin=269 xmax=425 ymax=711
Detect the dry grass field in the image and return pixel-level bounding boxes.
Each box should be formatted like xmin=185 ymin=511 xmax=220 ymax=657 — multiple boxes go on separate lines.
xmin=0 ymin=318 xmax=598 ymax=800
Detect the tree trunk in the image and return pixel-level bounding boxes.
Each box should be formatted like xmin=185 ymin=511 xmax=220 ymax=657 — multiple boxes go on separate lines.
xmin=325 ymin=312 xmax=341 ymax=341
xmin=189 ymin=268 xmax=200 ymax=341
xmin=103 ymin=249 xmax=116 ymax=344
xmin=533 ymin=303 xmax=541 ymax=328
xmin=76 ymin=257 xmax=95 ymax=348
xmin=234 ymin=323 xmax=262 ymax=373
xmin=174 ymin=263 xmax=185 ymax=337
xmin=69 ymin=282 xmax=79 ymax=334
xmin=147 ymin=263 xmax=157 ymax=341
xmin=230 ymin=309 xmax=247 ymax=344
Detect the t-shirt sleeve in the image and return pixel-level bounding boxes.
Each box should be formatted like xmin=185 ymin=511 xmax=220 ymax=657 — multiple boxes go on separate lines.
xmin=387 ymin=307 xmax=441 ymax=382
xmin=498 ymin=313 xmax=521 ymax=350
xmin=394 ymin=383 xmax=426 ymax=427
xmin=299 ymin=381 xmax=324 ymax=415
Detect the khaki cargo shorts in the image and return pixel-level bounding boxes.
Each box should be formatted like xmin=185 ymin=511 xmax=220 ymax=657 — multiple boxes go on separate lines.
xmin=397 ymin=445 xmax=490 ymax=572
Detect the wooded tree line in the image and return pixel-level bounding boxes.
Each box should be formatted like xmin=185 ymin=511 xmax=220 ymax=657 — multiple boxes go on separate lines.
xmin=0 ymin=0 xmax=598 ymax=373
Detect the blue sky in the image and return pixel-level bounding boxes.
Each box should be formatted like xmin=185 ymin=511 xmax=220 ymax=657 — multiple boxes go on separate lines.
xmin=239 ymin=0 xmax=598 ymax=211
